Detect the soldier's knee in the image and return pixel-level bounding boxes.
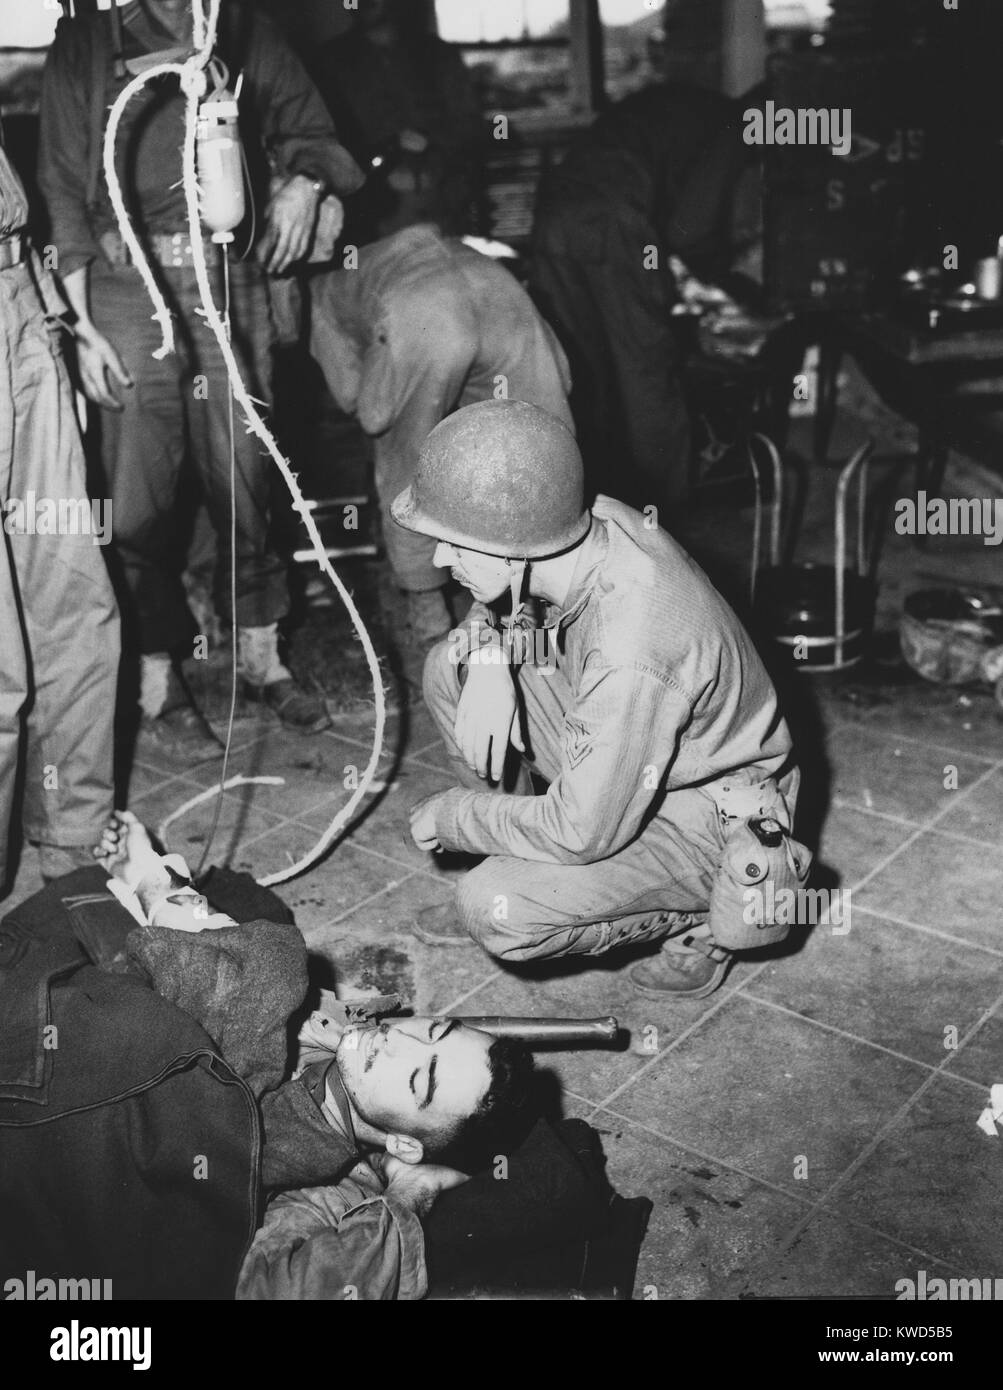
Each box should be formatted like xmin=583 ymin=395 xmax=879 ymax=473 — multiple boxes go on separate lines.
xmin=456 ymin=867 xmax=495 ymax=942
xmin=456 ymin=867 xmax=539 ymax=961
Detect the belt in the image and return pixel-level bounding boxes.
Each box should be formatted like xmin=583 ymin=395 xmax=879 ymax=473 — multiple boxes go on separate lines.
xmin=99 ymin=228 xmax=216 ymax=269
xmin=0 ymin=233 xmax=25 ymax=270
xmin=701 ymin=769 xmax=786 ymax=824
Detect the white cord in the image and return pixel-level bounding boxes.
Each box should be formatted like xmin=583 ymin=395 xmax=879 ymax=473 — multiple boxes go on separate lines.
xmin=192 ymin=237 xmax=238 ymax=879
xmin=104 ymin=0 xmax=386 ymax=886
xmin=102 ymin=59 xmax=182 ymax=358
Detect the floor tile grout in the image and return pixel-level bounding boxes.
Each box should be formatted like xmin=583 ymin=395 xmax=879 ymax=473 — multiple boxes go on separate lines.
xmin=844 ymin=757 xmax=1003 ymax=898
xmin=233 ymin=815 xmax=320 ymax=861
xmin=341 ymin=836 xmax=449 ymax=882
xmin=158 ymin=791 xmax=292 ymax=847
xmin=826 ymin=715 xmax=1003 ymax=766
xmin=128 ymin=772 xmax=197 ymax=804
xmin=828 ymin=795 xmax=1003 ymax=851
xmin=439 ymin=970 xmax=504 ymax=1015
xmin=131 ymin=728 xmax=270 ymax=781
xmin=850 ymin=903 xmax=1003 ymax=960
xmin=734 ymin=988 xmax=989 ymax=1094
xmin=591 ymin=960 xmax=773 ymax=1114
xmin=406 ymin=738 xmax=449 ymax=765
xmin=323 ymin=723 xmax=449 ymax=775
xmin=301 ymin=868 xmax=417 ymax=934
xmin=581 ymin=1102 xmax=958 ymax=1277
xmin=130 ymin=765 xmax=221 ymax=793
xmin=583 ymin=1099 xmax=819 ymax=1206
xmin=281 ymin=811 xmax=448 ymax=883
xmin=767 ymin=991 xmax=1003 ymax=1256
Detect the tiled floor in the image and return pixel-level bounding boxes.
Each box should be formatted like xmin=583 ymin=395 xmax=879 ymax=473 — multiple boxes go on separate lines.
xmin=8 ymin=651 xmax=997 ymax=1301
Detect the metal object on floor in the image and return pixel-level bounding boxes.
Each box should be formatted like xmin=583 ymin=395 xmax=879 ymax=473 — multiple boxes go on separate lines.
xmin=750 ymin=434 xmax=877 ymax=672
xmin=454 ymin=1016 xmax=619 ymax=1046
xmin=899 ymin=588 xmax=1003 ymax=708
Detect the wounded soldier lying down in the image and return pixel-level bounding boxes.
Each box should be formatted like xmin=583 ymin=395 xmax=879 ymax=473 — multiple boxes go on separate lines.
xmin=0 ymin=813 xmax=535 ymax=1300
xmin=99 ymin=813 xmax=536 ymax=1300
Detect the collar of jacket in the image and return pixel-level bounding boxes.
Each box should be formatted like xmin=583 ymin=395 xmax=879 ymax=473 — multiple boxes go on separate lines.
xmin=542 ymin=513 xmax=609 ymax=632
xmin=321 ymin=1062 xmax=357 ymax=1145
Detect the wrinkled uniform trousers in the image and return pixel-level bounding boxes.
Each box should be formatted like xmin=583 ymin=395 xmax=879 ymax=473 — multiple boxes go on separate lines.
xmin=89 ymin=254 xmax=287 ymax=653
xmin=0 ymin=262 xmax=119 ymax=878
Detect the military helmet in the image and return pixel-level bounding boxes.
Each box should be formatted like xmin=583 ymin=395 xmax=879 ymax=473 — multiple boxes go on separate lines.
xmin=391 ymin=399 xmax=590 ymax=558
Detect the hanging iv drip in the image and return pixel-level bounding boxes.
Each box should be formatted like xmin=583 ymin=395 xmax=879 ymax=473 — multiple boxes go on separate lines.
xmin=196 ymin=66 xmax=245 ymax=241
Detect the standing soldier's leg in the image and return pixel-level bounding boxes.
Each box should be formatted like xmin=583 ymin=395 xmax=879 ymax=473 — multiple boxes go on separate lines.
xmin=0 ymin=532 xmax=26 ymax=891
xmin=0 ymin=272 xmax=29 ymax=889
xmin=90 ymin=262 xmax=192 ymax=661
xmin=7 ymin=266 xmax=119 ymax=880
xmin=368 ymin=329 xmax=469 ymax=645
xmin=90 ymin=262 xmax=222 ymax=762
xmin=186 ymin=260 xmax=325 ymax=733
xmin=375 ymin=409 xmax=451 ymax=645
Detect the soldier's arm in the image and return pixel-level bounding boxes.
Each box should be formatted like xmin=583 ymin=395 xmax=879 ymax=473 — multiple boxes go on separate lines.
xmin=38 ymin=18 xmax=101 ymax=278
xmin=431 ymin=664 xmax=693 ymax=864
xmin=242 ymin=9 xmax=363 ymax=199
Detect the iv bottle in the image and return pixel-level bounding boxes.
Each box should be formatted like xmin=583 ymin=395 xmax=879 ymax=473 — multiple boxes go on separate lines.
xmin=196 ymin=92 xmax=245 ymax=237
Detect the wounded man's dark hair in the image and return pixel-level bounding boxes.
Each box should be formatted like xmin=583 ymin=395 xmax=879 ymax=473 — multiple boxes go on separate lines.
xmin=429 ymin=1036 xmax=537 ymax=1175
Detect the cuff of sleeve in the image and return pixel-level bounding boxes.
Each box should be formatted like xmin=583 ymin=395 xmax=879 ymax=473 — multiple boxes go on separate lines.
xmin=28 ymin=255 xmax=70 ymax=317
xmin=58 ymin=250 xmax=97 ymax=279
xmin=342 ymin=1195 xmax=428 ymax=1300
xmin=288 ymin=149 xmax=365 ymax=198
xmin=432 ymin=788 xmax=477 ymax=854
xmin=450 ymin=615 xmax=505 ymax=668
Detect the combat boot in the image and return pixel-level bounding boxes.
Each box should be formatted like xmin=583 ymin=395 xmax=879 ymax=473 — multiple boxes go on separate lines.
xmin=139 ymin=655 xmax=224 ymax=763
xmin=239 ymin=623 xmax=331 ymax=734
xmin=410 ymin=901 xmax=478 ymax=946
xmin=629 ymin=928 xmax=733 ymax=999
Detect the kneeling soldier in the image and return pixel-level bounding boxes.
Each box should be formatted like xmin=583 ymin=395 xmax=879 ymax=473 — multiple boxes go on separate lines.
xmin=394 ymin=400 xmax=811 ymax=998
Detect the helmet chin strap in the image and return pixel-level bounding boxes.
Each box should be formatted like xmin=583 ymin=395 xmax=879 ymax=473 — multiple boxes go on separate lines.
xmin=505 ymin=557 xmax=528 ymax=632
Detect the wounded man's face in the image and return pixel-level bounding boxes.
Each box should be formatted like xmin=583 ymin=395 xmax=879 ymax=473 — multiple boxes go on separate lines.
xmin=336 ymin=1016 xmax=493 ymax=1143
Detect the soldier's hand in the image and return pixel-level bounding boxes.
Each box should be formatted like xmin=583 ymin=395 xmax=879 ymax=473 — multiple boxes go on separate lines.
xmin=75 ymin=325 xmax=132 ymax=411
xmin=261 ymin=174 xmax=321 ymax=274
xmin=455 ymin=658 xmax=525 ymax=783
xmin=377 ymin=1152 xmax=469 ymax=1219
xmin=409 ymin=794 xmax=443 ymax=853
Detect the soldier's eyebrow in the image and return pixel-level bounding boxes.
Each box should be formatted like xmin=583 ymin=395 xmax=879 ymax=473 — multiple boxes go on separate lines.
xmin=420 ymin=1054 xmax=439 ymax=1110
xmin=409 ymin=1067 xmax=418 ymax=1096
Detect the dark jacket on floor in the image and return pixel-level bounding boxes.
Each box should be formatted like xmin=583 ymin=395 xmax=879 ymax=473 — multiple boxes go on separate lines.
xmin=0 ymin=867 xmax=353 ymax=1298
